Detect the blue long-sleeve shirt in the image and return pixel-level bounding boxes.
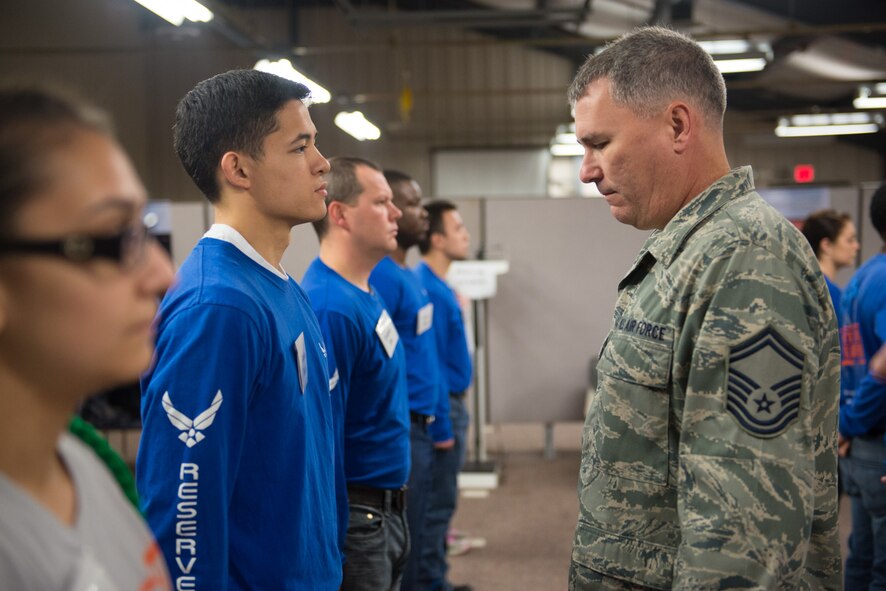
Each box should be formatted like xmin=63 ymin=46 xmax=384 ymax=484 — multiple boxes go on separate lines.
xmin=137 ymin=230 xmax=340 ymax=591
xmin=370 ymin=256 xmax=440 ymax=417
xmin=415 ymin=262 xmax=474 ymax=442
xmin=302 ymin=257 xmax=411 ymax=554
xmin=838 ymin=253 xmax=886 ymax=438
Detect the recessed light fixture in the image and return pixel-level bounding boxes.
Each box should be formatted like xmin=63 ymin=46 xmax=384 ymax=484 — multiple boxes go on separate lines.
xmin=854 ymin=83 xmax=886 ymax=109
xmin=334 ymin=111 xmax=381 ymax=141
xmin=131 ymin=0 xmax=213 ymax=26
xmin=253 ymin=59 xmax=332 ymax=104
xmin=698 ymin=39 xmax=772 ymax=74
xmin=775 ymin=112 xmax=884 ymax=137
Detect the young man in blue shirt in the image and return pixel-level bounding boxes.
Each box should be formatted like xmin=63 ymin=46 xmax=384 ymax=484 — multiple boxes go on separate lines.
xmin=369 ymin=170 xmax=440 ymax=591
xmin=136 ymin=70 xmax=340 ymax=591
xmin=302 ymin=157 xmax=411 ymax=591
xmin=416 ymin=200 xmax=475 ymax=591
xmin=840 ymin=184 xmax=886 ymax=589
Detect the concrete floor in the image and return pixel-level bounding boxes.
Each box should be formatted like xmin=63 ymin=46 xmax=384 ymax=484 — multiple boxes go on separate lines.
xmin=446 ymin=423 xmax=854 ymax=591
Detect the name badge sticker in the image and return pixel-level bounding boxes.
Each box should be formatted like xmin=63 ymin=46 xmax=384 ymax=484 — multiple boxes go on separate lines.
xmin=417 ymin=303 xmax=434 ymax=336
xmin=376 ymin=310 xmax=400 ymax=358
xmin=294 ymin=332 xmax=308 ymax=394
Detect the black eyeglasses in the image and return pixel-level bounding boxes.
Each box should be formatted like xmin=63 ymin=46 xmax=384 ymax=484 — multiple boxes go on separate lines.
xmin=0 ymin=215 xmax=155 ymax=270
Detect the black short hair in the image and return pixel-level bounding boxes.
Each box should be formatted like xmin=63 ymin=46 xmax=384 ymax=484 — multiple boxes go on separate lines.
xmin=801 ymin=209 xmax=852 ymax=258
xmin=312 ymin=156 xmax=381 ymax=240
xmin=0 ymin=85 xmax=112 ymax=239
xmin=872 ymin=184 xmax=886 ymax=243
xmin=383 ymin=169 xmax=413 ymax=192
xmin=418 ymin=199 xmax=458 ymax=254
xmin=173 ymin=69 xmax=310 ymax=203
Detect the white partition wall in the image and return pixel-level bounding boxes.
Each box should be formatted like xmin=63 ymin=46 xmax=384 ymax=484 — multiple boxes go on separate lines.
xmin=483 ymin=198 xmax=649 ymax=423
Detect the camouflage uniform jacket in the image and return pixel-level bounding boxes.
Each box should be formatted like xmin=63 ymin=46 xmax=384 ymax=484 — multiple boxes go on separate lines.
xmin=572 ymin=167 xmax=841 ymax=590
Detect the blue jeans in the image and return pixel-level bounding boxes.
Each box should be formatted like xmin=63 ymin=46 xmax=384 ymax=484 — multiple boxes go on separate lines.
xmin=844 ymin=435 xmax=886 ymax=590
xmin=419 ymin=395 xmax=470 ymax=591
xmin=342 ymin=490 xmax=410 ymax=591
xmin=400 ymin=420 xmax=434 ymax=591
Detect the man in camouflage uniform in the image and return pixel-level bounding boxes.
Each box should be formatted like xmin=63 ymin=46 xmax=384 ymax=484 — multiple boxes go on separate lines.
xmin=568 ymin=27 xmax=841 ymax=590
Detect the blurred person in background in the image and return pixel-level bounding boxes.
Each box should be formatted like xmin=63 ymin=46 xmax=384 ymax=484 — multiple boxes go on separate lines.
xmin=801 ymin=208 xmax=859 ymax=320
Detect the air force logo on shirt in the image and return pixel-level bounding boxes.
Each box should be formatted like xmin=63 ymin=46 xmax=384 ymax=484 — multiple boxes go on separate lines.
xmin=726 ymin=326 xmax=804 ymax=438
xmin=163 ymin=390 xmax=223 ymax=447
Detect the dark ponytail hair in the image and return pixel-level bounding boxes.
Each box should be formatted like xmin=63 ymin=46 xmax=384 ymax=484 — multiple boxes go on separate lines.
xmin=0 ymin=86 xmax=111 ymax=239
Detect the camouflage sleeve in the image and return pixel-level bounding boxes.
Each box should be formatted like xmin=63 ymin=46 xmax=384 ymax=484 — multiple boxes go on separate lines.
xmin=672 ymin=241 xmax=841 ymax=590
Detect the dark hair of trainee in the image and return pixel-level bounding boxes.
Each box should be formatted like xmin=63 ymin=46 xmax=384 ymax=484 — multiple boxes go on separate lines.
xmin=801 ymin=209 xmax=853 ymax=258
xmin=872 ymin=184 xmax=886 ymax=243
xmin=312 ymin=156 xmax=382 ymax=240
xmin=418 ymin=200 xmax=458 ymax=255
xmin=567 ymin=26 xmax=727 ymax=128
xmin=173 ymin=69 xmax=311 ymax=203
xmin=0 ymin=85 xmax=112 ymax=239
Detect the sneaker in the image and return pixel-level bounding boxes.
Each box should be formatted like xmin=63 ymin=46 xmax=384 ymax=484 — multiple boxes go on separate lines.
xmin=446 ymin=535 xmax=473 ymax=557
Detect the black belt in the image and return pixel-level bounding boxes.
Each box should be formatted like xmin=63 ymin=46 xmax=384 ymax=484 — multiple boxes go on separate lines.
xmin=410 ymin=411 xmax=434 ymax=426
xmin=450 ymin=391 xmax=466 ymax=398
xmin=347 ymin=484 xmax=407 ymax=511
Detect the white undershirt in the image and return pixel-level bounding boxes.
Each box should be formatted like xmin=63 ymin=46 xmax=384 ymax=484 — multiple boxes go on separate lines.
xmin=203 ymin=223 xmax=289 ymax=281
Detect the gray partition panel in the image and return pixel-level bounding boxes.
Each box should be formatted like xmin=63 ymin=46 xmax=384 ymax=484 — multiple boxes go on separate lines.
xmin=484 ymin=199 xmax=649 ymax=423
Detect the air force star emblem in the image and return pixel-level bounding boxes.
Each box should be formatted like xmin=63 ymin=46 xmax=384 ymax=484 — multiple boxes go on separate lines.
xmin=726 ymin=327 xmax=804 ymax=438
xmin=162 ymin=390 xmax=223 ymax=448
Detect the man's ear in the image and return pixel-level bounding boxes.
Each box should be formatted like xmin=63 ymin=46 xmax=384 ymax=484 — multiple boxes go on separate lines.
xmin=219 ymin=151 xmax=251 ymax=191
xmin=327 ymin=201 xmax=349 ymax=231
xmin=430 ymin=231 xmax=445 ymax=251
xmin=668 ymin=102 xmax=692 ymax=154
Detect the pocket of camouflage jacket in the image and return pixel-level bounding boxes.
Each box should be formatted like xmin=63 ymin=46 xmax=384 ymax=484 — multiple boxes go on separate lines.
xmin=593 ymin=333 xmax=672 ymax=486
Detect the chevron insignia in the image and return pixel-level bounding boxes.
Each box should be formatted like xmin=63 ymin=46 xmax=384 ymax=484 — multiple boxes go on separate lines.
xmin=162 ymin=391 xmax=223 ymax=448
xmin=726 ymin=327 xmax=804 ymax=438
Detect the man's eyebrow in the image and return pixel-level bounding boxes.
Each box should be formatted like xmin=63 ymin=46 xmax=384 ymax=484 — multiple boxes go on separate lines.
xmin=290 ymin=132 xmax=316 ymax=145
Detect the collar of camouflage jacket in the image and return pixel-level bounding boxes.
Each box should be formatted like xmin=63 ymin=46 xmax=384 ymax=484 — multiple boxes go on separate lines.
xmin=642 ymin=165 xmax=755 ymax=269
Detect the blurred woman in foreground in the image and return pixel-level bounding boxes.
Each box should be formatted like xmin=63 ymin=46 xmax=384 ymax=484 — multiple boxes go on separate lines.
xmin=0 ymin=86 xmax=174 ymax=589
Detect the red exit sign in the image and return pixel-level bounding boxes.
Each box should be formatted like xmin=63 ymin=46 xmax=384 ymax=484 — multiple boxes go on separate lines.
xmin=794 ymin=164 xmax=815 ymax=183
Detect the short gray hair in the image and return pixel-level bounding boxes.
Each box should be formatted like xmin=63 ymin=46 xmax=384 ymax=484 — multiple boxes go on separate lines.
xmin=312 ymin=155 xmax=381 ymax=240
xmin=568 ymin=26 xmax=726 ymax=128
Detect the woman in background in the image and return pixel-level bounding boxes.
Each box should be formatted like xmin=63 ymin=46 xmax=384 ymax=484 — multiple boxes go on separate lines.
xmin=801 ymin=208 xmax=860 ymax=319
xmin=0 ymin=86 xmax=174 ymax=589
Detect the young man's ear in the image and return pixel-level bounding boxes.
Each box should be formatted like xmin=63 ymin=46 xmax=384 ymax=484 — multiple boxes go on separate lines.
xmin=219 ymin=151 xmax=251 ymax=191
xmin=430 ymin=231 xmax=446 ymax=251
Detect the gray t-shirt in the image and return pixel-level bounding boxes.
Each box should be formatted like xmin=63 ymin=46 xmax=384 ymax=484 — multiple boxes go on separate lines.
xmin=0 ymin=433 xmax=171 ymax=590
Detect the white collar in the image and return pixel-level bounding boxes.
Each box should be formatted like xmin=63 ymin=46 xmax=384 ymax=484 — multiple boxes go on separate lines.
xmin=203 ymin=224 xmax=289 ymax=281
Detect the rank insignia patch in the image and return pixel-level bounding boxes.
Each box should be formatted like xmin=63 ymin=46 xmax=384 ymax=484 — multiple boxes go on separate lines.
xmin=726 ymin=326 xmax=805 ymax=438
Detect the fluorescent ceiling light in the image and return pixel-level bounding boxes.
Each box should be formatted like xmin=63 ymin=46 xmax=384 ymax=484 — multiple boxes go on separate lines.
xmin=549 ymin=123 xmax=582 ymax=157
xmin=253 ymin=59 xmax=331 ymax=104
xmin=698 ymin=39 xmax=772 ymax=74
xmin=550 ymin=143 xmax=584 ymax=157
xmin=334 ymin=111 xmax=381 ymax=141
xmin=714 ymin=58 xmax=767 ymax=74
xmin=775 ymin=112 xmax=883 ymax=137
xmin=854 ymin=83 xmax=886 ymax=109
xmin=131 ymin=0 xmax=213 ymax=26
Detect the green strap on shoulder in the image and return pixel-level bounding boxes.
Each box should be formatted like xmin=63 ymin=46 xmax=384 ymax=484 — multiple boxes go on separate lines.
xmin=68 ymin=415 xmax=141 ymax=512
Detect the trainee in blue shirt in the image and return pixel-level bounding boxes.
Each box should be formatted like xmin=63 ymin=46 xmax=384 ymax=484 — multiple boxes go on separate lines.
xmin=302 ymin=257 xmax=411 ymax=552
xmin=138 ymin=234 xmax=340 ymax=591
xmin=415 ymin=261 xmax=474 ymax=442
xmin=370 ymin=256 xmax=441 ymax=417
